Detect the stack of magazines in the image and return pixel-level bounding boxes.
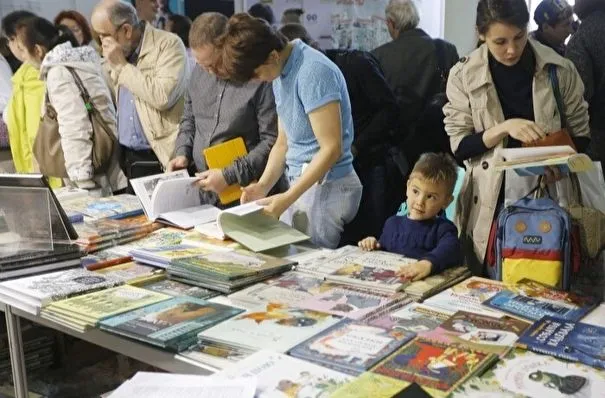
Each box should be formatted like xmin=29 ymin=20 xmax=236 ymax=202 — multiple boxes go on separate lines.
xmin=166 ymin=250 xmax=296 ymax=293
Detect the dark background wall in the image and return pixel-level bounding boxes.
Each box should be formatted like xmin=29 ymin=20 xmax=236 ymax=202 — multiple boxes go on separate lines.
xmin=185 ymin=0 xmax=234 ymax=19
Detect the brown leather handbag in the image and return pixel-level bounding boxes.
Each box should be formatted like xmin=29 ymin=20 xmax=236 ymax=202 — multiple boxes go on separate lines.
xmin=33 ymin=67 xmax=116 ymax=178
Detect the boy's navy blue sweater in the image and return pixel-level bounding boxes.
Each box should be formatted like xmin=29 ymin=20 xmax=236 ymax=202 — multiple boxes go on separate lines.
xmin=378 ymin=215 xmax=462 ymax=275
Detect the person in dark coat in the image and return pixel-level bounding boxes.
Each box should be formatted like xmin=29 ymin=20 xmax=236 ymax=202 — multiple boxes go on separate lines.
xmin=566 ymin=0 xmax=605 ymax=162
xmin=530 ymin=0 xmax=576 ymax=56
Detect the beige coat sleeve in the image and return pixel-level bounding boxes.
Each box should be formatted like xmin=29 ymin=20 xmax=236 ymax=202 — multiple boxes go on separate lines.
xmin=443 ymin=64 xmax=475 ymax=153
xmin=46 ymin=66 xmax=94 ymax=182
xmin=558 ymin=59 xmax=590 ymax=140
xmin=116 ymin=38 xmax=187 ymax=111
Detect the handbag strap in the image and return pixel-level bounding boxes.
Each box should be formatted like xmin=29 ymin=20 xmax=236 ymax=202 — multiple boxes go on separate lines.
xmin=549 ymin=64 xmax=568 ymax=129
xmin=64 ymin=67 xmax=112 ymax=134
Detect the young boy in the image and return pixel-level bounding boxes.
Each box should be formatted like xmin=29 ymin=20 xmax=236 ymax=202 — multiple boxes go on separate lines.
xmin=358 ymin=153 xmax=462 ymax=281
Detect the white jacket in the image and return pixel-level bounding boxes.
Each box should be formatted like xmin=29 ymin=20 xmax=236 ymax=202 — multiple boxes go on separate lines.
xmin=40 ymin=43 xmax=126 ymax=192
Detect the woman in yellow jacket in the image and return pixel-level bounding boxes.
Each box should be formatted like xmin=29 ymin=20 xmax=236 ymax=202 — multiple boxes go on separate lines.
xmin=2 ymin=15 xmax=61 ymax=187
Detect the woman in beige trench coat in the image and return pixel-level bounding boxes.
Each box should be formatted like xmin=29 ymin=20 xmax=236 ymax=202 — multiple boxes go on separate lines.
xmin=443 ymin=0 xmax=590 ymax=276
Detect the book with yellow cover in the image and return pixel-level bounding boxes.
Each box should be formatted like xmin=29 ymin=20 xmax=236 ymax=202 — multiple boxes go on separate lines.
xmin=203 ymin=137 xmax=248 ymax=205
xmin=331 ymin=373 xmax=407 ymax=398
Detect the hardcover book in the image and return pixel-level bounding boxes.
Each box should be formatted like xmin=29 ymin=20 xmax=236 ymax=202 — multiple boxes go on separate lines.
xmin=289 ymin=318 xmax=415 ymax=375
xmin=366 ymin=303 xmax=452 ymax=334
xmin=138 ymin=279 xmax=218 ymax=300
xmin=483 ymin=281 xmax=597 ymax=322
xmin=109 ymin=227 xmax=189 ymax=256
xmin=61 ymin=194 xmax=144 ymax=220
xmin=404 ymin=266 xmax=471 ymax=300
xmin=292 ymin=245 xmax=359 ymax=276
xmin=99 ymin=297 xmax=244 ymax=351
xmin=371 ymin=338 xmax=498 ymax=397
xmin=217 ymin=350 xmax=353 ymax=397
xmin=517 ymin=316 xmax=605 ymax=369
xmin=178 ymin=340 xmax=253 ymax=370
xmin=423 ymin=277 xmax=507 ymax=317
xmin=492 ymin=348 xmax=605 ymax=398
xmin=198 ymin=303 xmax=341 ymax=352
xmin=325 ymin=247 xmax=416 ymax=293
xmin=420 ymin=311 xmax=530 ymax=356
xmin=129 ymin=245 xmax=211 ymax=268
xmin=93 ymin=262 xmax=161 ymax=284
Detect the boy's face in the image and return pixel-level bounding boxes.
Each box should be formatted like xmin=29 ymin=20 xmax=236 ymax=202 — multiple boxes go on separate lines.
xmin=405 ymin=176 xmax=453 ymax=221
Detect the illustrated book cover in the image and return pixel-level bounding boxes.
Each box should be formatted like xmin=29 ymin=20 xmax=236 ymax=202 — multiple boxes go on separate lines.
xmin=365 ymin=302 xmax=453 ymax=335
xmin=423 ymin=277 xmax=507 ymax=317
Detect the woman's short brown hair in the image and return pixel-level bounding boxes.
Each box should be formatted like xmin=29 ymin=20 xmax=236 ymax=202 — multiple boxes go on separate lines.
xmin=214 ymin=13 xmax=287 ymax=82
xmin=54 ymin=10 xmax=93 ymax=45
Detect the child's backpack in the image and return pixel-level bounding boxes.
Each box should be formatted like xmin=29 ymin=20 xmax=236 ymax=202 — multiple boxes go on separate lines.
xmin=489 ymin=184 xmax=573 ymax=290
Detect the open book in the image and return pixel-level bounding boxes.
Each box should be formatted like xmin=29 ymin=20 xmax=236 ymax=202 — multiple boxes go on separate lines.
xmin=131 ymin=171 xmax=220 ymax=229
xmin=495 ymin=146 xmax=594 ymax=176
xmin=195 ymin=202 xmax=310 ymax=252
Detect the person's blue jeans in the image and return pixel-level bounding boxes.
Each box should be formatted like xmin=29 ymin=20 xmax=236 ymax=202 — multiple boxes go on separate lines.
xmin=281 ymin=171 xmax=363 ymax=249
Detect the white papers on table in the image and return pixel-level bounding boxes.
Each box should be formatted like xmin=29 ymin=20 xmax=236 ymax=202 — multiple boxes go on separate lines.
xmin=109 ymin=372 xmax=256 ymax=398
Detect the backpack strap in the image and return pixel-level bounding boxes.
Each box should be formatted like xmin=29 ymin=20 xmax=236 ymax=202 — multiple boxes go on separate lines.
xmin=549 ymin=64 xmax=568 ymax=129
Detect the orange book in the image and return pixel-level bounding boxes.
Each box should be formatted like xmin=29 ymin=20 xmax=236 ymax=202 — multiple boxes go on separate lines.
xmin=203 ymin=137 xmax=248 ymax=205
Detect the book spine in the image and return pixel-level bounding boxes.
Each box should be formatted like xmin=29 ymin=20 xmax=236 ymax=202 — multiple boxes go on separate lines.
xmin=85 ymin=256 xmax=133 ymax=271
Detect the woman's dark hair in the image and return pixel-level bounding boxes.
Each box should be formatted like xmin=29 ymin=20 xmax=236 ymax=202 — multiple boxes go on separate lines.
xmin=215 ymin=13 xmax=287 ymax=82
xmin=167 ymin=14 xmax=192 ymax=48
xmin=248 ymin=3 xmax=275 ymax=25
xmin=0 ymin=37 xmax=21 ymax=72
xmin=1 ymin=10 xmax=36 ymax=38
xmin=574 ymin=0 xmax=605 ymax=19
xmin=476 ymin=0 xmax=530 ymax=35
xmin=54 ymin=10 xmax=93 ymax=45
xmin=279 ymin=23 xmax=312 ymax=44
xmin=18 ymin=17 xmax=79 ymax=56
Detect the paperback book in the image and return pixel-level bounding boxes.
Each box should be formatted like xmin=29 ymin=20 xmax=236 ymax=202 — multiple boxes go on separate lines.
xmin=495 ymin=145 xmax=593 ymax=176
xmin=93 ymin=262 xmax=162 ymax=284
xmin=492 ymin=348 xmax=605 ymax=398
xmin=292 ymin=245 xmax=359 ymax=276
xmin=99 ymin=297 xmax=244 ymax=351
xmin=109 ymin=227 xmax=190 ymax=257
xmin=370 ymin=338 xmax=498 ymax=397
xmin=365 ymin=303 xmax=453 ymax=334
xmin=420 ymin=311 xmax=530 ymax=356
xmin=404 ymin=266 xmax=471 ymax=301
xmin=216 ymin=350 xmax=353 ymax=397
xmin=517 ymin=315 xmax=605 ymax=369
xmin=198 ymin=303 xmax=341 ymax=352
xmin=178 ymin=340 xmax=253 ymax=370
xmin=330 ymin=373 xmax=409 ymax=398
xmin=483 ymin=281 xmax=597 ymax=322
xmin=423 ymin=277 xmax=507 ymax=317
xmin=129 ymin=245 xmax=211 ymax=268
xmin=325 ymin=247 xmax=416 ymax=293
xmin=137 ymin=278 xmax=218 ymax=300
xmin=289 ymin=318 xmax=416 ymax=375
xmin=61 ymin=194 xmax=143 ymax=220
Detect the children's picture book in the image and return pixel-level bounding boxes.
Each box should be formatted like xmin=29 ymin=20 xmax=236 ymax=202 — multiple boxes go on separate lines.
xmin=181 ymin=230 xmax=242 ymax=251
xmin=582 ymin=304 xmax=605 ymax=328
xmin=495 ymin=145 xmax=594 ymax=176
xmin=203 ymin=137 xmax=248 ymax=205
xmin=179 ymin=339 xmax=253 ymax=370
xmin=292 ymin=245 xmax=360 ymax=277
xmin=289 ymin=318 xmax=416 ymax=375
xmin=325 ymin=247 xmax=416 ymax=293
xmin=61 ymin=194 xmax=144 ymax=220
xmin=330 ymin=373 xmax=408 ymax=398
xmin=194 ymin=202 xmax=310 ymax=252
xmin=483 ymin=281 xmax=598 ymax=322
xmin=492 ymin=348 xmax=605 ymax=398
xmin=420 ymin=311 xmax=530 ymax=356
xmin=138 ymin=278 xmax=218 ymax=300
xmin=109 ymin=228 xmax=189 ymax=256
xmin=99 ymin=297 xmax=244 ymax=352
xmin=423 ymin=277 xmax=507 ymax=317
xmin=93 ymin=262 xmax=161 ymax=284
xmin=450 ymin=374 xmax=521 ymax=398
xmin=227 ymin=271 xmax=334 ymax=310
xmin=130 ymin=170 xmax=221 ymax=229
xmin=366 ymin=302 xmax=452 ymax=334
xmin=217 ymin=350 xmax=353 ymax=398
xmin=404 ymin=266 xmax=471 ymax=300
xmin=297 ymin=286 xmax=398 ymax=320
xmin=517 ymin=316 xmax=605 ymax=369
xmin=198 ymin=303 xmax=341 ymax=352
xmin=371 ymin=338 xmax=498 ymax=397
xmin=43 ymin=285 xmax=171 ymax=328
xmin=129 ymin=245 xmax=212 ymax=268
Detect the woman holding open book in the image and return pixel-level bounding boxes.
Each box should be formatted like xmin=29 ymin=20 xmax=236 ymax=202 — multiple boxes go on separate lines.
xmin=443 ymin=0 xmax=590 ymax=275
xmin=211 ymin=13 xmax=362 ymax=249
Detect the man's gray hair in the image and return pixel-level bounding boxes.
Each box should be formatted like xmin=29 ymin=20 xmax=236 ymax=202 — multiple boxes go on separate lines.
xmin=385 ymin=0 xmax=420 ymax=32
xmin=108 ymin=0 xmax=139 ymax=27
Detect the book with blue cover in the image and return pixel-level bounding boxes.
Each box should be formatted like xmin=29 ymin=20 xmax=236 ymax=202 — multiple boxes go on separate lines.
xmin=289 ymin=318 xmax=415 ymax=375
xmin=99 ymin=297 xmax=244 ymax=352
xmin=482 ymin=288 xmax=597 ymax=322
xmin=517 ymin=316 xmax=605 ymax=369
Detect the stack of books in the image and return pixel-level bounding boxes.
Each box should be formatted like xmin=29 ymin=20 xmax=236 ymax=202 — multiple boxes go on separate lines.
xmin=134 ymin=278 xmax=218 ymax=300
xmin=129 ymin=245 xmax=211 ymax=269
xmin=74 ymin=215 xmax=159 ymax=253
xmin=404 ymin=266 xmax=471 ymax=301
xmin=0 ymin=268 xmax=123 ymax=315
xmin=167 ymin=249 xmax=296 ymax=294
xmin=0 ymin=325 xmax=55 ymax=381
xmin=99 ymin=296 xmax=244 ymax=352
xmin=0 ymin=242 xmax=82 ymax=280
xmin=41 ymin=285 xmax=171 ymax=332
xmin=60 ymin=194 xmax=144 ymax=221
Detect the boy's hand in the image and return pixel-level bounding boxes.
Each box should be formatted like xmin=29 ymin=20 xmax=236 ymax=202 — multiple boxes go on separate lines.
xmin=399 ymin=260 xmax=432 ymax=281
xmin=358 ymin=237 xmax=380 ymax=251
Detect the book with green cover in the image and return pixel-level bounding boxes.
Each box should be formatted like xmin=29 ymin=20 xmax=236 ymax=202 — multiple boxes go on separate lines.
xmin=44 ymin=285 xmax=171 ymax=328
xmin=99 ymin=297 xmax=244 ymax=351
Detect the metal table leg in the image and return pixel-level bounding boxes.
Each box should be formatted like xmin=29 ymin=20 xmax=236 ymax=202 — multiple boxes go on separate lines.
xmin=6 ymin=306 xmax=28 ymax=398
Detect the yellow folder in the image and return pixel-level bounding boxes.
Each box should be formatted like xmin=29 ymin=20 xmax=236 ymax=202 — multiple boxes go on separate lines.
xmin=203 ymin=137 xmax=248 ymax=205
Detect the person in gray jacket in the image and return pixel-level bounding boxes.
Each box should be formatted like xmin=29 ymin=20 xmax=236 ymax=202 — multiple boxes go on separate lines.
xmin=168 ymin=12 xmax=285 ymax=206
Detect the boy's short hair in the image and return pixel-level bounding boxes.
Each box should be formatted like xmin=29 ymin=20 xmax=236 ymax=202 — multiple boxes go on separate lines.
xmin=409 ymin=153 xmax=459 ymax=196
